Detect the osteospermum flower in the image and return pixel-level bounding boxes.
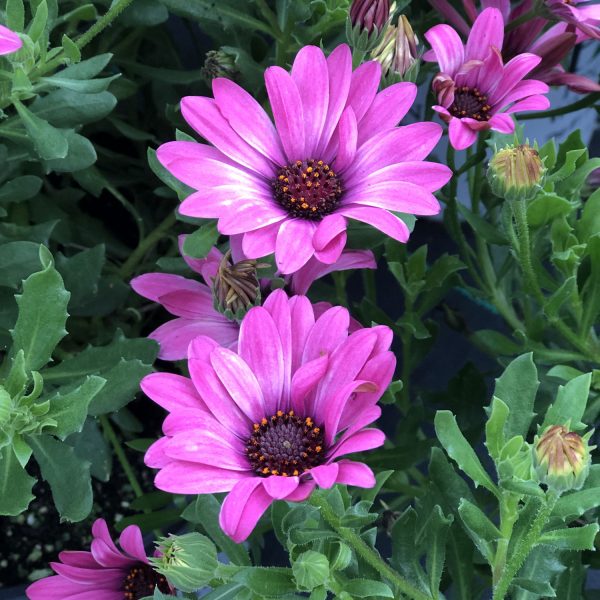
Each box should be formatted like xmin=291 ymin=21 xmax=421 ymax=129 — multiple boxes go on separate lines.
xmin=544 ymin=0 xmax=600 ymax=40
xmin=157 ymin=44 xmax=451 ymax=275
xmin=143 ymin=289 xmax=395 ymax=542
xmin=425 ymin=8 xmax=550 ymax=149
xmin=26 ymin=519 xmax=171 ymax=600
xmin=0 ymin=24 xmax=22 ymax=55
xmin=132 ymin=236 xmax=375 ymax=360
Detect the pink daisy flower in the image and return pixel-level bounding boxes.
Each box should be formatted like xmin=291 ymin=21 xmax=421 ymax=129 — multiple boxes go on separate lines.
xmin=143 ymin=289 xmax=395 ymax=542
xmin=425 ymin=8 xmax=550 ymax=150
xmin=544 ymin=0 xmax=600 ymax=40
xmin=26 ymin=519 xmax=171 ymax=600
xmin=156 ymin=43 xmax=451 ymax=275
xmin=132 ymin=237 xmax=375 ymax=360
xmin=0 ymin=24 xmax=22 ymax=55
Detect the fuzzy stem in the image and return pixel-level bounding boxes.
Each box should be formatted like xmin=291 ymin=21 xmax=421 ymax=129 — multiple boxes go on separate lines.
xmin=520 ymin=92 xmax=600 ymax=120
xmin=309 ymin=491 xmax=430 ymax=600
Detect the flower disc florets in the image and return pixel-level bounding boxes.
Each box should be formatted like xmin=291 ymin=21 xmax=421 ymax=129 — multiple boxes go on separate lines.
xmin=124 ymin=564 xmax=170 ymax=600
xmin=273 ymin=159 xmax=342 ymax=220
xmin=246 ymin=410 xmax=325 ymax=477
xmin=449 ymin=86 xmax=491 ymax=121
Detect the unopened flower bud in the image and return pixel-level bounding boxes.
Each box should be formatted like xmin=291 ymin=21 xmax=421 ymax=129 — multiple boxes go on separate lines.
xmin=202 ymin=48 xmax=238 ymax=83
xmin=488 ymin=144 xmax=545 ymax=202
xmin=153 ymin=532 xmax=218 ymax=593
xmin=346 ymin=0 xmax=390 ymax=52
xmin=213 ymin=250 xmax=267 ymax=320
xmin=371 ymin=16 xmax=420 ymax=84
xmin=533 ymin=425 xmax=594 ymax=493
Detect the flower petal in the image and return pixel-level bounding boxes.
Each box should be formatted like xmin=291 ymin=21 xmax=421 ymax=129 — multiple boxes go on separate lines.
xmin=262 ymin=476 xmax=300 ymax=499
xmin=309 ymin=463 xmax=339 ymax=488
xmin=119 ymin=526 xmax=147 ymax=563
xmin=155 ymin=462 xmax=250 ymax=494
xmin=335 ymin=460 xmax=376 ymax=487
xmin=242 ymin=222 xmax=281 ymax=258
xmin=141 ymin=372 xmax=206 ymax=413
xmin=351 ymin=161 xmax=452 ymax=192
xmin=290 ymin=354 xmax=330 ymax=415
xmin=131 ymin=273 xmax=206 ymax=304
xmin=334 ymin=107 xmax=358 ymax=173
xmin=0 ymin=24 xmax=22 ymax=55
xmin=465 ymin=8 xmax=504 ymax=62
xmin=448 ymin=117 xmax=478 ymax=150
xmin=489 ymin=113 xmax=515 ymax=133
xmin=329 ymin=429 xmax=385 ymax=459
xmin=275 ymin=219 xmax=317 ymax=274
xmin=347 ymin=61 xmax=381 ymax=122
xmin=424 ymin=24 xmax=465 ymax=76
xmin=337 ymin=205 xmax=410 ymax=242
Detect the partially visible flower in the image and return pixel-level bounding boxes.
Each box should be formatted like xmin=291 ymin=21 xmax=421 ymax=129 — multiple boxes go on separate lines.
xmin=425 ymin=8 xmax=550 ymax=150
xmin=371 ymin=15 xmax=421 ymax=84
xmin=544 ymin=0 xmax=600 ymax=40
xmin=26 ymin=519 xmax=171 ymax=600
xmin=132 ymin=236 xmax=376 ymax=360
xmin=534 ymin=424 xmax=594 ymax=493
xmin=488 ymin=143 xmax=545 ymax=201
xmin=158 ymin=44 xmax=451 ymax=275
xmin=143 ymin=289 xmax=395 ymax=542
xmin=350 ymin=0 xmax=390 ymax=33
xmin=0 ymin=24 xmax=22 ymax=55
xmin=202 ymin=48 xmax=238 ymax=82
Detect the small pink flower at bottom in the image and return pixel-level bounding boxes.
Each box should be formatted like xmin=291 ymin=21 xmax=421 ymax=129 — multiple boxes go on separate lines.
xmin=425 ymin=8 xmax=550 ymax=150
xmin=0 ymin=24 xmax=22 ymax=55
xmin=26 ymin=519 xmax=171 ymax=600
xmin=143 ymin=289 xmax=395 ymax=542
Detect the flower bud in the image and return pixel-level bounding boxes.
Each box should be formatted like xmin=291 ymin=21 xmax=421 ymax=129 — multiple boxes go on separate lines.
xmin=371 ymin=16 xmax=420 ymax=84
xmin=153 ymin=532 xmax=218 ymax=593
xmin=346 ymin=0 xmax=390 ymax=52
xmin=533 ymin=425 xmax=594 ymax=493
xmin=202 ymin=48 xmax=238 ymax=83
xmin=488 ymin=144 xmax=545 ymax=202
xmin=213 ymin=250 xmax=267 ymax=321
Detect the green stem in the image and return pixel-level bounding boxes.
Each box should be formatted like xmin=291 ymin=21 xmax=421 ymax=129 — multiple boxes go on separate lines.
xmin=118 ymin=211 xmax=177 ymax=280
xmin=492 ymin=492 xmax=558 ymax=600
xmin=99 ymin=415 xmax=144 ymax=499
xmin=362 ymin=269 xmax=376 ymax=305
xmin=504 ymin=9 xmax=539 ymax=32
xmin=492 ymin=495 xmax=520 ymax=588
xmin=520 ymin=93 xmax=600 ymax=120
xmin=309 ymin=491 xmax=431 ymax=600
xmin=333 ymin=271 xmax=348 ymax=307
xmin=253 ymin=0 xmax=283 ymax=40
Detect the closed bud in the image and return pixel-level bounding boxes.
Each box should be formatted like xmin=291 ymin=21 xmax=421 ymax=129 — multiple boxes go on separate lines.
xmin=488 ymin=143 xmax=545 ymax=202
xmin=152 ymin=532 xmax=218 ymax=593
xmin=533 ymin=425 xmax=594 ymax=493
xmin=202 ymin=48 xmax=238 ymax=83
xmin=213 ymin=250 xmax=267 ymax=321
xmin=346 ymin=0 xmax=390 ymax=52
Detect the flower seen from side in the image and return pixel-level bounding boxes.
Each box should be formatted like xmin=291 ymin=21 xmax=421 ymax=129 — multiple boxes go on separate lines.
xmin=157 ymin=43 xmax=451 ymax=275
xmin=142 ymin=289 xmax=395 ymax=542
xmin=425 ymin=8 xmax=550 ymax=150
xmin=26 ymin=519 xmax=171 ymax=600
xmin=0 ymin=24 xmax=22 ymax=55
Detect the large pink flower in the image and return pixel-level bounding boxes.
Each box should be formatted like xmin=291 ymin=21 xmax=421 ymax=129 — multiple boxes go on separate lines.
xmin=0 ymin=24 xmax=21 ymax=55
xmin=425 ymin=8 xmax=550 ymax=150
xmin=157 ymin=43 xmax=451 ymax=275
xmin=26 ymin=519 xmax=170 ymax=600
xmin=132 ymin=237 xmax=375 ymax=360
xmin=143 ymin=289 xmax=395 ymax=542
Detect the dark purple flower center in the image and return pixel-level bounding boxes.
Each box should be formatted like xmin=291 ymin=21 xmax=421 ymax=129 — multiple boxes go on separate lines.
xmin=246 ymin=410 xmax=325 ymax=477
xmin=123 ymin=563 xmax=170 ymax=600
xmin=449 ymin=86 xmax=491 ymax=121
xmin=272 ymin=159 xmax=342 ymax=220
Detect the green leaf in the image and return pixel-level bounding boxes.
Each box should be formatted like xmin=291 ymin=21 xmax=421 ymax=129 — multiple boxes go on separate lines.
xmin=28 ymin=0 xmax=48 ymax=42
xmin=58 ymin=53 xmax=113 ymax=79
xmin=391 ymin=508 xmax=429 ymax=592
xmin=147 ymin=147 xmax=194 ymax=200
xmin=457 ymin=203 xmax=508 ymax=245
xmin=423 ymin=505 xmax=452 ymax=597
xmin=292 ymin=551 xmax=329 ymax=591
xmin=115 ymin=508 xmax=181 ymax=533
xmin=470 ymin=329 xmax=523 ymax=357
xmin=341 ymin=579 xmax=395 ymax=598
xmin=512 ymin=577 xmax=556 ymax=597
xmin=40 ymin=74 xmax=119 ymax=93
xmin=0 ymin=240 xmax=44 ymax=289
xmin=544 ymin=276 xmax=577 ymax=320
xmin=577 ymin=187 xmax=600 ymax=242
xmin=27 ymin=434 xmax=92 ymax=522
xmin=182 ymin=221 xmax=219 ymax=258
xmin=527 ymin=194 xmax=572 ymax=228
xmin=485 ymin=396 xmax=510 ymax=462
xmin=458 ymin=499 xmax=501 ymax=564
xmin=542 ymin=372 xmax=591 ymax=431
xmin=0 ymin=176 xmax=43 ymax=204
xmin=538 ymin=523 xmax=599 ymax=550
xmin=61 ymin=34 xmax=81 ymax=62
xmin=32 ymin=89 xmax=117 ymax=127
xmin=55 ymin=245 xmax=105 ymax=311
xmin=198 ymin=583 xmax=246 ymax=600
xmin=44 ymin=131 xmax=97 ymax=173
xmin=6 ymin=0 xmax=25 ymax=30
xmin=11 ymin=245 xmax=70 ymax=372
xmin=0 ymin=444 xmax=35 ymax=515
xmin=493 ymin=353 xmax=539 ymax=441
xmin=45 ymin=375 xmax=106 ymax=439
xmin=231 ymin=567 xmax=297 ymax=596
xmin=67 ymin=418 xmax=112 ymax=482
xmin=14 ymin=100 xmax=69 ymax=160
xmin=434 ymin=411 xmax=498 ymax=494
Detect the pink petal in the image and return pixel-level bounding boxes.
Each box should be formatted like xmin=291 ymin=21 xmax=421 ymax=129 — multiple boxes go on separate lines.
xmin=347 ymin=61 xmax=382 ymax=122
xmin=57 ymin=551 xmax=98 ymax=569
xmin=162 ymin=407 xmax=236 ymax=439
xmin=489 ymin=113 xmax=516 ymax=133
xmin=141 ymin=372 xmax=205 ymax=413
xmin=212 ymin=77 xmax=285 ymax=165
xmin=503 ymin=95 xmax=550 ymax=114
xmin=179 ymin=187 xmax=275 ymax=220
xmin=465 ymin=8 xmax=504 ymax=61
xmin=275 ymin=219 xmax=317 ymax=274
xmin=329 ymin=429 xmax=385 ymax=459
xmin=291 ymin=46 xmax=329 ymax=157
xmin=242 ymin=222 xmax=281 ymax=258
xmin=290 ymin=354 xmax=330 ymax=414
xmin=181 ymin=97 xmax=274 ymax=177
xmin=302 ymin=306 xmax=350 ymax=363
xmin=155 ymin=462 xmax=250 ymax=494
xmin=220 ymin=478 xmax=274 ymax=542
xmin=333 ymin=405 xmax=382 ymax=452
xmin=448 ymin=117 xmax=478 ymax=150
xmin=313 ymin=214 xmax=347 ymax=252
xmin=131 ymin=273 xmax=207 ymax=304
xmin=217 ymin=202 xmax=287 ymax=235
xmin=337 ymin=205 xmax=410 ymax=242
xmin=50 ymin=562 xmax=124 ymax=585
xmin=262 ymin=476 xmax=300 ymax=499
xmin=335 ymin=460 xmax=376 ymax=487
xmin=158 ymin=289 xmax=214 ymax=318
xmin=265 ymin=66 xmax=305 ymax=162
xmin=357 ymin=82 xmax=418 ymax=146
xmin=178 ymin=236 xmax=223 ymax=279
xmin=334 ymin=107 xmax=358 ymax=173
xmin=314 ymin=230 xmax=347 ymax=265
xmin=351 ymin=161 xmax=452 ymax=193
xmin=26 ymin=576 xmax=119 ymax=600
xmin=145 ymin=437 xmax=172 ymax=469
xmin=119 ymin=526 xmax=147 ymax=563
xmin=492 ymin=53 xmax=543 ymax=105
xmin=309 ymin=463 xmax=339 ymax=488
xmin=498 ymin=79 xmax=550 ymax=106
xmin=424 ymin=24 xmax=465 ymax=76
xmin=285 ymin=481 xmax=316 ymax=502
xmin=289 ymin=295 xmax=316 ymax=373
xmin=0 ymin=25 xmax=22 ymax=55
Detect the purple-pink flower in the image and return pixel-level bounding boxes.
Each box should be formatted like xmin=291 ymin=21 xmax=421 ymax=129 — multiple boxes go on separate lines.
xmin=132 ymin=237 xmax=375 ymax=360
xmin=544 ymin=0 xmax=600 ymax=39
xmin=26 ymin=519 xmax=170 ymax=600
xmin=157 ymin=43 xmax=451 ymax=275
xmin=143 ymin=289 xmax=394 ymax=542
xmin=425 ymin=8 xmax=550 ymax=150
xmin=0 ymin=24 xmax=22 ymax=55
